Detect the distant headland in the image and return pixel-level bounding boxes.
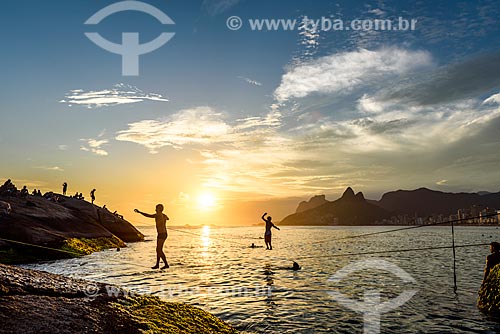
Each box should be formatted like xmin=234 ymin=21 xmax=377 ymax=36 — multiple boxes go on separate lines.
xmin=280 ymin=187 xmax=500 ymax=226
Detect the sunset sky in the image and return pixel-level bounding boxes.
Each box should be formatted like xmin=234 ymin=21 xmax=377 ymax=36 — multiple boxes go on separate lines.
xmin=1 ymin=0 xmax=499 ymax=225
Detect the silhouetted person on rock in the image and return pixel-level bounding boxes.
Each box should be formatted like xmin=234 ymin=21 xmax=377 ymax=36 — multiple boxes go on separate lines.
xmin=261 ymin=212 xmax=280 ymax=250
xmin=62 ymin=182 xmax=67 ymax=196
xmin=484 ymin=242 xmax=500 ymax=282
xmin=135 ymin=204 xmax=169 ymax=269
xmin=20 ymin=186 xmax=29 ymax=198
xmin=90 ymin=189 xmax=96 ymax=204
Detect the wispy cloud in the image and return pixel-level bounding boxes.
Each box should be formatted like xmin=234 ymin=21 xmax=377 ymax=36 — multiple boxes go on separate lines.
xmin=238 ymin=76 xmax=262 ymax=86
xmin=115 ymin=107 xmax=231 ymax=153
xmin=379 ymin=52 xmax=500 ymax=106
xmin=483 ymin=92 xmax=500 ymax=105
xmin=33 ymin=166 xmax=64 ymax=172
xmin=58 ymin=144 xmax=69 ymax=151
xmin=274 ymin=47 xmax=433 ymax=102
xmin=60 ymin=83 xmax=168 ymax=108
xmin=80 ymin=138 xmax=109 ymax=156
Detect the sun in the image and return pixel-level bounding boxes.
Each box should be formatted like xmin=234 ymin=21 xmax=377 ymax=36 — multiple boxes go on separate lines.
xmin=197 ymin=192 xmax=217 ymax=210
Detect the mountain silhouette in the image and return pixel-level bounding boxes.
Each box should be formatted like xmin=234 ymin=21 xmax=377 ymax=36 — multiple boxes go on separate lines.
xmin=296 ymin=195 xmax=328 ymax=213
xmin=281 ymin=187 xmax=391 ymax=225
xmin=281 ymin=187 xmax=500 ymax=225
xmin=376 ymin=187 xmax=500 ymax=216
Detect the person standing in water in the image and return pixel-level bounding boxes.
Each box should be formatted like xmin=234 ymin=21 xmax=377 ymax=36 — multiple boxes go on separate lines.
xmin=261 ymin=212 xmax=280 ymax=250
xmin=135 ymin=204 xmax=169 ymax=269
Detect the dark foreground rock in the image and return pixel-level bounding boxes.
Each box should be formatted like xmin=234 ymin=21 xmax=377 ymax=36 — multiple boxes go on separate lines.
xmin=478 ymin=264 xmax=500 ymax=316
xmin=0 ymin=263 xmax=238 ymax=334
xmin=0 ymin=194 xmax=144 ymax=263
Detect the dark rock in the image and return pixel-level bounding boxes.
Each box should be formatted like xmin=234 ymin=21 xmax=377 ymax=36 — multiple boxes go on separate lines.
xmin=478 ymin=264 xmax=500 ymax=316
xmin=0 ymin=264 xmax=238 ymax=334
xmin=0 ymin=194 xmax=144 ymax=263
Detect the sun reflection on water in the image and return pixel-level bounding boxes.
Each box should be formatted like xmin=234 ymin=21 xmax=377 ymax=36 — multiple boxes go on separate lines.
xmin=200 ymin=225 xmax=211 ymax=258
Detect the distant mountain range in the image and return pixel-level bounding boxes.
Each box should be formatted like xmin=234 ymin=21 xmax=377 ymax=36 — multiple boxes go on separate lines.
xmin=280 ymin=187 xmax=500 ymax=226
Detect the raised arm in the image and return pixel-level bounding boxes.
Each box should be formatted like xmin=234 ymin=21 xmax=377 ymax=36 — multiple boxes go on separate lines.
xmin=134 ymin=209 xmax=155 ymax=218
xmin=261 ymin=212 xmax=267 ymax=222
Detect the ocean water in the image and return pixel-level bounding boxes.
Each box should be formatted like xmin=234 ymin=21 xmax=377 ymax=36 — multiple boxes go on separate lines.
xmin=23 ymin=225 xmax=500 ymax=333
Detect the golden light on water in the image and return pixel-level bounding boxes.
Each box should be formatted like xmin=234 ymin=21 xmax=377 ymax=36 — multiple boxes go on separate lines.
xmin=200 ymin=225 xmax=211 ymax=253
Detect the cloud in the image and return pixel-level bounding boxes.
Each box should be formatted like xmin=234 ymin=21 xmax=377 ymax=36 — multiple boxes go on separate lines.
xmin=368 ymin=8 xmax=385 ymax=16
xmin=115 ymin=107 xmax=231 ymax=153
xmin=380 ymin=52 xmax=500 ymax=106
xmin=238 ymin=76 xmax=262 ymax=86
xmin=274 ymin=47 xmax=433 ymax=102
xmin=436 ymin=180 xmax=448 ymax=185
xmin=295 ymin=16 xmax=321 ymax=59
xmin=58 ymin=145 xmax=69 ymax=151
xmin=80 ymin=138 xmax=109 ymax=156
xmin=60 ymin=83 xmax=168 ymax=108
xmin=33 ymin=166 xmax=64 ymax=172
xmin=483 ymin=92 xmax=500 ymax=105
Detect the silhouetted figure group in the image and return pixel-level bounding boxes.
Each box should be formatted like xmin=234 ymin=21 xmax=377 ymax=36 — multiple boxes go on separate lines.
xmin=0 ymin=179 xmax=17 ymax=197
xmin=135 ymin=204 xmax=169 ymax=270
xmin=73 ymin=192 xmax=84 ymax=200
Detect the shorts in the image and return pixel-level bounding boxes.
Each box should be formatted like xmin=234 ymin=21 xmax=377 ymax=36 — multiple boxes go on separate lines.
xmin=157 ymin=232 xmax=168 ymax=240
xmin=264 ymin=232 xmax=271 ymax=243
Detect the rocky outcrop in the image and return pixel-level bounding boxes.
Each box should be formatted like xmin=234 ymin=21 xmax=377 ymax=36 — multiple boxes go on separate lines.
xmin=281 ymin=187 xmax=391 ymax=225
xmin=478 ymin=264 xmax=500 ymax=316
xmin=0 ymin=263 xmax=238 ymax=334
xmin=296 ymin=195 xmax=329 ymax=213
xmin=0 ymin=194 xmax=144 ymax=263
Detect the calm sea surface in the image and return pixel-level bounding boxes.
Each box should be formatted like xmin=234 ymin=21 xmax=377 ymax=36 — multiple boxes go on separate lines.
xmin=23 ymin=225 xmax=500 ymax=333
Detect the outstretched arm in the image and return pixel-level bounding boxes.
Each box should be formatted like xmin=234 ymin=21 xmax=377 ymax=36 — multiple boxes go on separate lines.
xmin=261 ymin=212 xmax=267 ymax=222
xmin=273 ymin=223 xmax=280 ymax=231
xmin=134 ymin=209 xmax=155 ymax=218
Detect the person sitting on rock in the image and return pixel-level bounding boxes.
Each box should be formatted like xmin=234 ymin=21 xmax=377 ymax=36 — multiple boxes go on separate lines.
xmin=484 ymin=241 xmax=500 ymax=282
xmin=20 ymin=186 xmax=29 ymax=198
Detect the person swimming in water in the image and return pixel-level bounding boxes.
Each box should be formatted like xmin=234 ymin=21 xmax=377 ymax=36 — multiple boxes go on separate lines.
xmin=261 ymin=212 xmax=280 ymax=250
xmin=135 ymin=204 xmax=169 ymax=270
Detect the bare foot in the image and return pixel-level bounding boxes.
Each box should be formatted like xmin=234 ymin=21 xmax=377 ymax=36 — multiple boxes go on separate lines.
xmin=152 ymin=265 xmax=159 ymax=269
xmin=161 ymin=264 xmax=169 ymax=270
